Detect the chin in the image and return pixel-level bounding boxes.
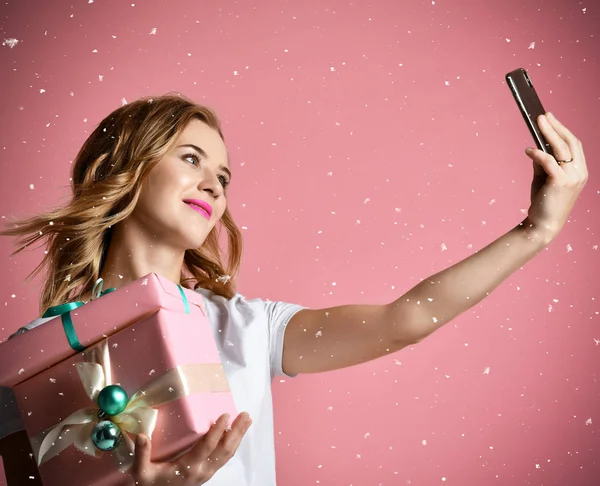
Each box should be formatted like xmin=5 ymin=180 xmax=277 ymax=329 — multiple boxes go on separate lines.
xmin=178 ymin=233 xmax=211 ymax=251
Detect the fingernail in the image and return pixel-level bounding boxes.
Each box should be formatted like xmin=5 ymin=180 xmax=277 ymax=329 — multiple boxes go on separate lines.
xmin=546 ymin=112 xmax=553 ymax=118
xmin=525 ymin=147 xmax=534 ymax=154
xmin=223 ymin=413 xmax=231 ymax=422
xmin=136 ymin=434 xmax=146 ymax=447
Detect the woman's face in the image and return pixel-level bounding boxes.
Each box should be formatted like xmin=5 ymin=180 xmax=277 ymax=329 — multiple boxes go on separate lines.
xmin=128 ymin=118 xmax=231 ymax=251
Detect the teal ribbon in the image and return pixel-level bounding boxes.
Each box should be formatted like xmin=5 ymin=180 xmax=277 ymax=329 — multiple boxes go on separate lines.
xmin=43 ymin=301 xmax=87 ymax=352
xmin=41 ymin=279 xmax=190 ymax=352
xmin=43 ymin=279 xmax=117 ymax=352
xmin=177 ymin=284 xmax=190 ymax=314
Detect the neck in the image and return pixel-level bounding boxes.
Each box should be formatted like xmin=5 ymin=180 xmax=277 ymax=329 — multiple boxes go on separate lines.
xmin=94 ymin=223 xmax=186 ymax=295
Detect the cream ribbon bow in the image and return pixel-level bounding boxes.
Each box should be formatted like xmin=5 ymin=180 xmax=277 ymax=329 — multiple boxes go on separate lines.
xmin=34 ymin=339 xmax=230 ymax=471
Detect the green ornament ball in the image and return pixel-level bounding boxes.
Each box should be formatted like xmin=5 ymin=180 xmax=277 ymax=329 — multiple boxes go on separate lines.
xmin=91 ymin=420 xmax=122 ymax=452
xmin=97 ymin=384 xmax=129 ymax=416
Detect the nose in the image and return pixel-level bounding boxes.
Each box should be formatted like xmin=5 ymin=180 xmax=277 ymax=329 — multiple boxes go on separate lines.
xmin=198 ymin=169 xmax=224 ymax=197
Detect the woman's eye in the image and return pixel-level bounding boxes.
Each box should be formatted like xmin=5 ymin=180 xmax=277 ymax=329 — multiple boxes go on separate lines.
xmin=184 ymin=153 xmax=200 ymax=166
xmin=219 ymin=175 xmax=230 ymax=188
xmin=184 ymin=153 xmax=230 ymax=188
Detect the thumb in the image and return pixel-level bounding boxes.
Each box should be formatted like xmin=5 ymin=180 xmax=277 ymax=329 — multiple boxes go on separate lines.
xmin=132 ymin=434 xmax=152 ymax=480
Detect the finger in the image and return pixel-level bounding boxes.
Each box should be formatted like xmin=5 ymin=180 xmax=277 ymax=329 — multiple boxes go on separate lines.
xmin=525 ymin=147 xmax=562 ymax=180
xmin=183 ymin=413 xmax=232 ymax=465
xmin=132 ymin=434 xmax=153 ymax=482
xmin=537 ymin=114 xmax=572 ymax=162
xmin=546 ymin=112 xmax=586 ymax=167
xmin=206 ymin=413 xmax=252 ymax=467
xmin=545 ymin=112 xmax=577 ymax=143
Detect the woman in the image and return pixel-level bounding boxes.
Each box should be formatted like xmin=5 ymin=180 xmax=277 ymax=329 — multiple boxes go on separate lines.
xmin=0 ymin=94 xmax=588 ymax=485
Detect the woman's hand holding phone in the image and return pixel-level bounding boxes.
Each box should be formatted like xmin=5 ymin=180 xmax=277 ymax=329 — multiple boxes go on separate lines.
xmin=131 ymin=412 xmax=252 ymax=485
xmin=521 ymin=112 xmax=588 ymax=245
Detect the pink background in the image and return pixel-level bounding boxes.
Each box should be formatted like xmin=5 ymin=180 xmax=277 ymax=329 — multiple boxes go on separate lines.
xmin=1 ymin=0 xmax=598 ymax=485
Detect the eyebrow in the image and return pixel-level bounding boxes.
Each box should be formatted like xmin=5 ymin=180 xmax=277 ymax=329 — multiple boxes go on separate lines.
xmin=178 ymin=143 xmax=232 ymax=180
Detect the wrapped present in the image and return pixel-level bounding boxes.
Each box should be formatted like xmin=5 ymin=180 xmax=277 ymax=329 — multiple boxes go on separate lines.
xmin=2 ymin=274 xmax=238 ymax=485
xmin=0 ymin=273 xmax=198 ymax=387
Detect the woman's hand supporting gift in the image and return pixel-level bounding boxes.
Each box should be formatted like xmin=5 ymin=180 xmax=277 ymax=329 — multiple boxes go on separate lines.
xmin=131 ymin=412 xmax=252 ymax=485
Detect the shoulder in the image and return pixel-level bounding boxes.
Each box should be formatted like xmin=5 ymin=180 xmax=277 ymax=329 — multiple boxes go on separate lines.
xmin=194 ymin=288 xmax=306 ymax=327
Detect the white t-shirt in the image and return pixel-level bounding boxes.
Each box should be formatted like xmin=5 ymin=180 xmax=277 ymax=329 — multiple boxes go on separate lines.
xmin=0 ymin=288 xmax=306 ymax=485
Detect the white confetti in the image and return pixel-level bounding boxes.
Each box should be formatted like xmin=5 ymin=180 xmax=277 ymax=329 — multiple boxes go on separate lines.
xmin=528 ymin=42 xmax=536 ymax=49
xmin=29 ymin=184 xmax=35 ymax=190
xmin=149 ymin=28 xmax=157 ymax=35
xmin=3 ymin=38 xmax=19 ymax=48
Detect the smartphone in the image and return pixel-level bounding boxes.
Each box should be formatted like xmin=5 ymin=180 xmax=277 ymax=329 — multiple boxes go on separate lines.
xmin=505 ymin=68 xmax=553 ymax=156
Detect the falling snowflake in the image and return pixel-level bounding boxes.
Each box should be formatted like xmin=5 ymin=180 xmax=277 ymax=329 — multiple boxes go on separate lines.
xmin=3 ymin=38 xmax=19 ymax=48
xmin=528 ymin=42 xmax=536 ymax=49
xmin=216 ymin=275 xmax=232 ymax=284
xmin=149 ymin=27 xmax=157 ymax=35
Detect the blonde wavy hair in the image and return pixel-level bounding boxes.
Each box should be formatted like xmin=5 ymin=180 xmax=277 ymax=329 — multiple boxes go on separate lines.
xmin=1 ymin=93 xmax=243 ymax=316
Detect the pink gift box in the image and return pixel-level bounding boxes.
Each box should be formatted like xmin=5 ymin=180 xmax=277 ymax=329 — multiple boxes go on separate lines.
xmin=3 ymin=274 xmax=238 ymax=485
xmin=0 ymin=273 xmax=201 ymax=387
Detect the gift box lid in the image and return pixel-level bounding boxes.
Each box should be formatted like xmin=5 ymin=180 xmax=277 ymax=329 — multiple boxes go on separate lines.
xmin=0 ymin=273 xmax=206 ymax=387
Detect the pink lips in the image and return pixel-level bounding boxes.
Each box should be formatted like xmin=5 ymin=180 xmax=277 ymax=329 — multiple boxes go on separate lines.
xmin=183 ymin=199 xmax=213 ymax=219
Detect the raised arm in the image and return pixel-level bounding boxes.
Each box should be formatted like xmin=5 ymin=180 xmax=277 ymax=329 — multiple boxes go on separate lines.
xmin=282 ymin=112 xmax=587 ymax=376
